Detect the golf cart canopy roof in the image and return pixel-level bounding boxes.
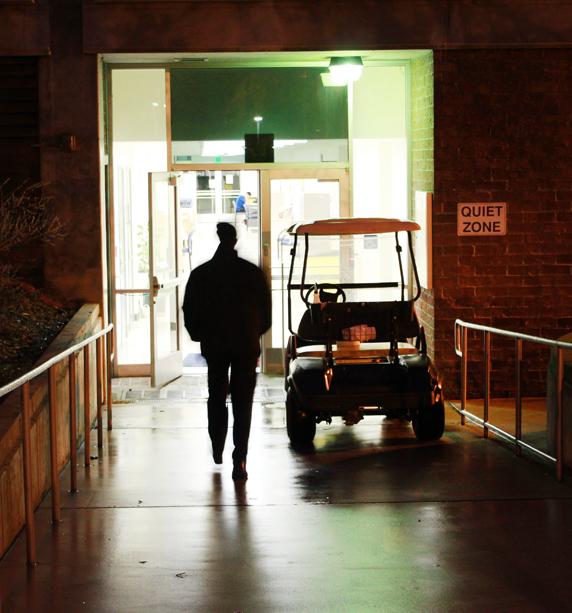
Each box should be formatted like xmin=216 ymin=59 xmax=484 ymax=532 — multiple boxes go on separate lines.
xmin=288 ymin=218 xmax=421 ymax=236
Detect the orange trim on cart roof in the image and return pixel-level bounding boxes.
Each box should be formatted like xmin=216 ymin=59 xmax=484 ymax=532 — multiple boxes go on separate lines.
xmin=287 ymin=218 xmax=421 ymax=236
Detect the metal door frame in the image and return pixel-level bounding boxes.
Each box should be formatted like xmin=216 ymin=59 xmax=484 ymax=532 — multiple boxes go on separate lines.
xmin=259 ymin=167 xmax=350 ymax=373
xmin=148 ymin=172 xmax=185 ymax=387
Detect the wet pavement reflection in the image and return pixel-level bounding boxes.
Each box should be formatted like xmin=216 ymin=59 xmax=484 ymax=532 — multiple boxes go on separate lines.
xmin=0 ymin=374 xmax=571 ymax=612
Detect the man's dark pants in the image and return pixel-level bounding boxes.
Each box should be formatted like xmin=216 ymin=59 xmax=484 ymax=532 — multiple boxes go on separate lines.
xmin=206 ymin=352 xmax=258 ymax=463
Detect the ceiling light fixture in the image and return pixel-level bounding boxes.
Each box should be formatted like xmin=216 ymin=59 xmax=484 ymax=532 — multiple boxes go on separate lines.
xmin=322 ymin=56 xmax=364 ymax=87
xmin=320 ymin=72 xmax=346 ymax=87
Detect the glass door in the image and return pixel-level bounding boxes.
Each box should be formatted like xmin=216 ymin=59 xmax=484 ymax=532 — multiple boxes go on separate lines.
xmin=178 ymin=169 xmax=261 ymax=371
xmin=260 ymin=169 xmax=349 ymax=373
xmin=149 ymin=172 xmax=184 ymax=387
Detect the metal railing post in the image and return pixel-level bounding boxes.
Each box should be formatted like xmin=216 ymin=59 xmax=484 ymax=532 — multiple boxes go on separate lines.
xmin=453 ymin=319 xmax=572 ymax=478
xmin=48 ymin=367 xmax=61 ymax=524
xmin=0 ymin=323 xmax=113 ymax=568
xmin=83 ymin=345 xmax=91 ymax=467
xmin=68 ymin=352 xmax=78 ymax=493
xmin=96 ymin=337 xmax=103 ymax=448
xmin=461 ymin=325 xmax=467 ymax=425
xmin=101 ymin=338 xmax=107 ymax=407
xmin=21 ymin=382 xmax=37 ymax=565
xmin=106 ymin=332 xmax=113 ymax=431
xmin=483 ymin=331 xmax=491 ymax=439
xmin=556 ymin=348 xmax=564 ymax=482
xmin=515 ymin=339 xmax=523 ymax=457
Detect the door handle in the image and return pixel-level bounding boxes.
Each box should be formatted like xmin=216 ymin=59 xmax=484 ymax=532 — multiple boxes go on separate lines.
xmin=152 ymin=275 xmax=184 ymax=303
xmin=152 ymin=276 xmax=161 ymax=302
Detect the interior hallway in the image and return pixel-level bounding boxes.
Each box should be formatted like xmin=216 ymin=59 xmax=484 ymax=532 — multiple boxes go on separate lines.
xmin=1 ymin=374 xmax=572 ymax=612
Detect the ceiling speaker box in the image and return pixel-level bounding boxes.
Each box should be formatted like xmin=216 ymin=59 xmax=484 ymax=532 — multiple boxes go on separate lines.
xmin=245 ymin=133 xmax=274 ymax=163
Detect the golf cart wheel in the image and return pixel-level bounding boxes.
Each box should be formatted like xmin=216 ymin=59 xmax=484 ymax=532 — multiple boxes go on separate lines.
xmin=412 ymin=399 xmax=445 ymax=441
xmin=286 ymin=389 xmax=316 ymax=446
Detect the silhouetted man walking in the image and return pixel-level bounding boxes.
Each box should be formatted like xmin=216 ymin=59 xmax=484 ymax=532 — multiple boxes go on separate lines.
xmin=183 ymin=223 xmax=271 ymax=480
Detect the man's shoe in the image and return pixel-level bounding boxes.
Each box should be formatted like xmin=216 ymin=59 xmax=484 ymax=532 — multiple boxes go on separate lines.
xmin=213 ymin=445 xmax=224 ymax=464
xmin=232 ymin=460 xmax=248 ymax=480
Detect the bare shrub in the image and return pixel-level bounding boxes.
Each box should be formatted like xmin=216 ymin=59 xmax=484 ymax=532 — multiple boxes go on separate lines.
xmin=0 ymin=181 xmax=65 ymax=254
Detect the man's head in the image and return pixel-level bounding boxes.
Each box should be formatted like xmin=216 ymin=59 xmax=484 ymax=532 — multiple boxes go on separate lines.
xmin=216 ymin=222 xmax=237 ymax=247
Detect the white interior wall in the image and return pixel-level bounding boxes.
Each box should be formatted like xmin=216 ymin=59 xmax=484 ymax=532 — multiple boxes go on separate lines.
xmin=112 ymin=69 xmax=167 ymax=242
xmin=350 ymin=65 xmax=408 ymax=295
xmin=112 ymin=69 xmax=168 ymax=365
xmin=351 ymin=65 xmax=407 ymax=218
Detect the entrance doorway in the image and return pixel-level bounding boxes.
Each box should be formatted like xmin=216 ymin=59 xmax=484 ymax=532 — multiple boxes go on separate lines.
xmin=106 ymin=52 xmax=425 ymax=383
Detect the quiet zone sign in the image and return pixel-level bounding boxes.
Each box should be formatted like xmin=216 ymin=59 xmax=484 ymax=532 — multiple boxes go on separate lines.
xmin=457 ymin=202 xmax=507 ymax=236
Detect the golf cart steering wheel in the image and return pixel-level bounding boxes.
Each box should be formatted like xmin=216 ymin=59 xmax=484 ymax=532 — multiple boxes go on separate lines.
xmin=303 ymin=283 xmax=346 ymax=306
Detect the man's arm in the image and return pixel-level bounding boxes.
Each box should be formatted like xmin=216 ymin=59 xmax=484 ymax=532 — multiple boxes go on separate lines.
xmin=182 ymin=271 xmax=203 ymax=341
xmin=258 ymin=270 xmax=272 ymax=334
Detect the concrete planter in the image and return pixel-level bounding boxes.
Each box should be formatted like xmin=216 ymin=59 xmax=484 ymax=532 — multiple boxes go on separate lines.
xmin=0 ymin=304 xmax=102 ymax=558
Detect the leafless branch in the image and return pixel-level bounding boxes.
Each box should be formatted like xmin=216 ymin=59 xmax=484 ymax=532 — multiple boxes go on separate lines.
xmin=0 ymin=181 xmax=65 ymax=253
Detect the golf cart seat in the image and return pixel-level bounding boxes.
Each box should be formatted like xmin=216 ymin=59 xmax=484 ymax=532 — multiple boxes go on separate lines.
xmin=297 ymin=299 xmax=421 ymax=345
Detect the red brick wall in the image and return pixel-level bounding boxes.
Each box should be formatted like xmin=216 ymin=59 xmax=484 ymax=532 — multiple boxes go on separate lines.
xmin=410 ymin=52 xmax=435 ymax=359
xmin=433 ymin=49 xmax=572 ymax=397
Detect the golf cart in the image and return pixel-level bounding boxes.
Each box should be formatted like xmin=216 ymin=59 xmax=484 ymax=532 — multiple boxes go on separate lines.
xmin=283 ymin=217 xmax=444 ymax=446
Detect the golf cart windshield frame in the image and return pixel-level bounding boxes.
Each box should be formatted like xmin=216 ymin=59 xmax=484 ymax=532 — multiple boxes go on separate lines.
xmin=285 ymin=218 xmax=423 ymax=336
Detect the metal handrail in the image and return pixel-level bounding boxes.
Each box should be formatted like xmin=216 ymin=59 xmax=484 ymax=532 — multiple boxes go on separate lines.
xmin=453 ymin=319 xmax=572 ymax=481
xmin=455 ymin=319 xmax=572 ymax=355
xmin=0 ymin=322 xmax=114 ymax=566
xmin=0 ymin=324 xmax=113 ymax=398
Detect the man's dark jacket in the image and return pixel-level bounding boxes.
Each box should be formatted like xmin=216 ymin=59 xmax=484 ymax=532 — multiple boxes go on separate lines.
xmin=182 ymin=244 xmax=272 ymax=358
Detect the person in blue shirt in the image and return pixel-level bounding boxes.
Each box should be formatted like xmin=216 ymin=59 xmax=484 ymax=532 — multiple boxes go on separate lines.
xmin=235 ymin=193 xmax=246 ymax=213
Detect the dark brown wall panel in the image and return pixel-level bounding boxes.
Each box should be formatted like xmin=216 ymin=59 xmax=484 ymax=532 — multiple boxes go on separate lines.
xmin=0 ymin=5 xmax=50 ymax=55
xmin=38 ymin=0 xmax=103 ymax=305
xmin=448 ymin=1 xmax=572 ymax=47
xmin=0 ymin=57 xmax=42 ymax=281
xmin=0 ymin=57 xmax=39 ymax=184
xmin=82 ymin=0 xmax=448 ymax=53
xmin=82 ymin=0 xmax=572 ymax=53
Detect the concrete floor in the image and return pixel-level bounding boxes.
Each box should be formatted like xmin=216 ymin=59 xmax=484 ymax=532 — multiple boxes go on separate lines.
xmin=1 ymin=374 xmax=572 ymax=612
